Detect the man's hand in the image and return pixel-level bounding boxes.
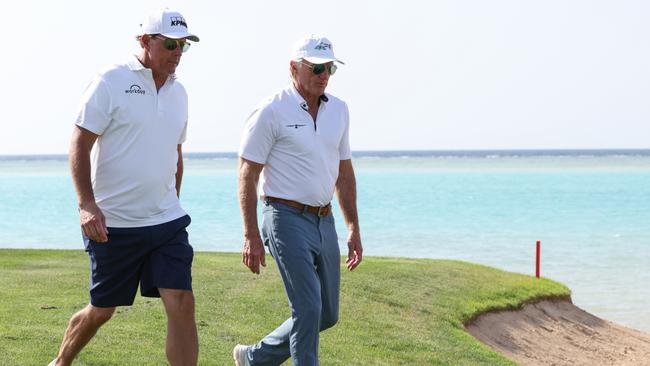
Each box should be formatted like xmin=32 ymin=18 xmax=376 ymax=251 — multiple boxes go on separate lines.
xmin=238 ymin=158 xmax=266 ymax=274
xmin=336 ymin=159 xmax=362 ymax=271
xmin=243 ymin=236 xmax=266 ymax=274
xmin=346 ymin=231 xmax=363 ymax=271
xmin=79 ymin=202 xmax=108 ymax=243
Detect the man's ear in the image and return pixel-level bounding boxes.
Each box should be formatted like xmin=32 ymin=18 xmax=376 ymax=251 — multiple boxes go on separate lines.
xmin=289 ymin=61 xmax=298 ymax=78
xmin=139 ymin=35 xmax=151 ymax=50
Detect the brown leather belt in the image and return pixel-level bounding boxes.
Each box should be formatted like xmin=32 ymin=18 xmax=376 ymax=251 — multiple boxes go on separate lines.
xmin=264 ymin=196 xmax=332 ymax=217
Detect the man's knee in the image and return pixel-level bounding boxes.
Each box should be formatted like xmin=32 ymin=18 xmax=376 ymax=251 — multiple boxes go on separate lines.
xmin=85 ymin=305 xmax=115 ymax=326
xmin=295 ymin=299 xmax=322 ymax=325
xmin=160 ymin=289 xmax=195 ymax=318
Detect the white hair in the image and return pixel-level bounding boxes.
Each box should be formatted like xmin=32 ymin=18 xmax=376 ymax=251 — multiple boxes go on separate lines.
xmin=289 ymin=58 xmax=305 ymax=81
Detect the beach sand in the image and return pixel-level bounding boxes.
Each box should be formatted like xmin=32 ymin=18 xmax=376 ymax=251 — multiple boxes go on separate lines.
xmin=466 ymin=299 xmax=650 ymax=366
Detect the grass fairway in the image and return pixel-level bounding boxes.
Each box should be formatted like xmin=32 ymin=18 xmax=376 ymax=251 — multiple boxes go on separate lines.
xmin=0 ymin=249 xmax=569 ymax=365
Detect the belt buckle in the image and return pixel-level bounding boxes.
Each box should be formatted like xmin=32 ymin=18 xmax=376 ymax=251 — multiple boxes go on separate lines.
xmin=317 ymin=204 xmax=330 ymax=217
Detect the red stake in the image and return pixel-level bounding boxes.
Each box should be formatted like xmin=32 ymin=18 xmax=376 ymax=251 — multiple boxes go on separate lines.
xmin=536 ymin=240 xmax=541 ymax=278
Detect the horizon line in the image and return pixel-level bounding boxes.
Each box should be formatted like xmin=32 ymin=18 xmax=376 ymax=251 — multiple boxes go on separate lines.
xmin=2 ymin=148 xmax=650 ymax=159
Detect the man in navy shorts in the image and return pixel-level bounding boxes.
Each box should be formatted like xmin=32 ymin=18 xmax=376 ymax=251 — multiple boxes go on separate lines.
xmin=50 ymin=8 xmax=200 ymax=366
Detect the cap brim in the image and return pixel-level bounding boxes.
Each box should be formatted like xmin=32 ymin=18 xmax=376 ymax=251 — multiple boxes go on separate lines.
xmin=161 ymin=32 xmax=200 ymax=42
xmin=303 ymin=56 xmax=344 ymax=65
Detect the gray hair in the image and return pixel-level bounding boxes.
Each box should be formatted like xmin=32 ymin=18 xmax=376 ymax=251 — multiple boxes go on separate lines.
xmin=289 ymin=58 xmax=304 ymax=81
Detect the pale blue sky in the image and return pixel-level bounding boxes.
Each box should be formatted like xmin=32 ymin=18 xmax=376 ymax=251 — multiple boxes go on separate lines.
xmin=3 ymin=0 xmax=649 ymax=154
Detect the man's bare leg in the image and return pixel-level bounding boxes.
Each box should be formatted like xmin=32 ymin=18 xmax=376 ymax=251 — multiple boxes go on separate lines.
xmin=53 ymin=304 xmax=115 ymax=366
xmin=159 ymin=288 xmax=198 ymax=365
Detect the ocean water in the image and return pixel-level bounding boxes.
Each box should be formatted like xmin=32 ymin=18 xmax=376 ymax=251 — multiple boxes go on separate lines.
xmin=1 ymin=150 xmax=649 ymax=333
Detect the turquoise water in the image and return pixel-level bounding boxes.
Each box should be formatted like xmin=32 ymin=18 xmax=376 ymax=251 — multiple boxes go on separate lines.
xmin=1 ymin=151 xmax=649 ymax=333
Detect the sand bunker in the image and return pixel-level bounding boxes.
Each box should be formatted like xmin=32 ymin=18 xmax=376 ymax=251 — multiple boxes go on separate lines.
xmin=466 ymin=299 xmax=650 ymax=366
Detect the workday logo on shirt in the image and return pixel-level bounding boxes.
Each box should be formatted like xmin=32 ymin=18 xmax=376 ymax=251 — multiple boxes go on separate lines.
xmin=125 ymin=84 xmax=146 ymax=95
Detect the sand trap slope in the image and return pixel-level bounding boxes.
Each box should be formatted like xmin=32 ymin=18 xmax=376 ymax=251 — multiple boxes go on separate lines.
xmin=466 ymin=299 xmax=650 ymax=366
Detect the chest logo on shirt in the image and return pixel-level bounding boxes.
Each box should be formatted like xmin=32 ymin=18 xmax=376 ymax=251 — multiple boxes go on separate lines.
xmin=286 ymin=124 xmax=307 ymax=129
xmin=124 ymin=84 xmax=146 ymax=95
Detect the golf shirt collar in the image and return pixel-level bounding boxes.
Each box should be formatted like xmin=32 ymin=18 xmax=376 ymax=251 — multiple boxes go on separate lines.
xmin=288 ymin=83 xmax=328 ymax=111
xmin=126 ymin=55 xmax=177 ymax=80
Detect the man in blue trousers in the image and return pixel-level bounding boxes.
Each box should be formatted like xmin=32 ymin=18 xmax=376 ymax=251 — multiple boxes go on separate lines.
xmin=235 ymin=34 xmax=363 ymax=366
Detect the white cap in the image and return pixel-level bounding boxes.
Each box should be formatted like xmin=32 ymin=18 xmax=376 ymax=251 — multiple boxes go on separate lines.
xmin=138 ymin=8 xmax=199 ymax=42
xmin=291 ymin=35 xmax=344 ymax=64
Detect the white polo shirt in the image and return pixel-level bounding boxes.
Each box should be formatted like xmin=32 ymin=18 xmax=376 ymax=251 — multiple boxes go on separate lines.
xmin=75 ymin=56 xmax=188 ymax=228
xmin=239 ymin=84 xmax=352 ymax=206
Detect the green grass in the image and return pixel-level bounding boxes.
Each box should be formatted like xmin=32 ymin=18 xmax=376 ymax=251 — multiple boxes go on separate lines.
xmin=0 ymin=249 xmax=570 ymax=365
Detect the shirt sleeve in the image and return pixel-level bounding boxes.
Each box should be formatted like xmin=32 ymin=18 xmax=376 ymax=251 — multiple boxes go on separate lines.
xmin=75 ymin=75 xmax=114 ymax=135
xmin=238 ymin=105 xmax=276 ymax=164
xmin=178 ymin=120 xmax=188 ymax=144
xmin=177 ymin=82 xmax=189 ymax=144
xmin=339 ymin=102 xmax=352 ymax=160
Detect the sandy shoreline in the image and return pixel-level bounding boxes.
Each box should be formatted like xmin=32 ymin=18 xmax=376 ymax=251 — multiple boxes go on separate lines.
xmin=465 ymin=299 xmax=650 ymax=365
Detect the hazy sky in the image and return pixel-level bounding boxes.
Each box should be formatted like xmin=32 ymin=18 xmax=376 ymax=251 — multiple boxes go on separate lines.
xmin=3 ymin=0 xmax=649 ymax=154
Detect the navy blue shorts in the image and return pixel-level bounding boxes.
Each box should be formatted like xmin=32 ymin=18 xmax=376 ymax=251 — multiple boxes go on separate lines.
xmin=83 ymin=215 xmax=193 ymax=308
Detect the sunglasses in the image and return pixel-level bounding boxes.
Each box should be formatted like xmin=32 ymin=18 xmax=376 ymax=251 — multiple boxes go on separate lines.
xmin=152 ymin=35 xmax=191 ymax=53
xmin=301 ymin=60 xmax=337 ymax=75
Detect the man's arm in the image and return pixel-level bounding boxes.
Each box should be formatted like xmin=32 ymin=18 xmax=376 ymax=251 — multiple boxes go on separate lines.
xmin=238 ymin=157 xmax=266 ymax=274
xmin=176 ymin=144 xmax=183 ymax=197
xmin=69 ymin=125 xmax=108 ymax=242
xmin=335 ymin=159 xmax=363 ymax=271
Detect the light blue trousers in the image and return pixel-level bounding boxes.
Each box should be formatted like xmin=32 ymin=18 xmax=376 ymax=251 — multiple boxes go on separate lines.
xmin=247 ymin=201 xmax=341 ymax=366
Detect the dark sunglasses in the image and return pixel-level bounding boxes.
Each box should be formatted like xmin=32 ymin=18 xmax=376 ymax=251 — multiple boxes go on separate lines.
xmin=152 ymin=35 xmax=191 ymax=53
xmin=301 ymin=60 xmax=337 ymax=75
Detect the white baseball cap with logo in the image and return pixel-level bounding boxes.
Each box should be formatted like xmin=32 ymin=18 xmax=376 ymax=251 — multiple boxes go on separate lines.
xmin=138 ymin=8 xmax=200 ymax=42
xmin=291 ymin=35 xmax=344 ymax=64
